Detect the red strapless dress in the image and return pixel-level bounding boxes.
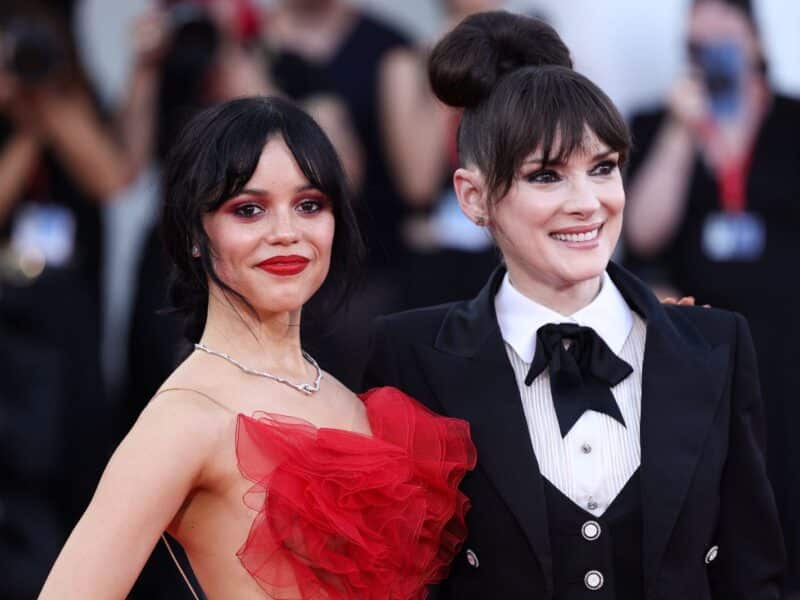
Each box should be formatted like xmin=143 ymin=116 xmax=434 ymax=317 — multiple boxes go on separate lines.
xmin=234 ymin=386 xmax=476 ymax=600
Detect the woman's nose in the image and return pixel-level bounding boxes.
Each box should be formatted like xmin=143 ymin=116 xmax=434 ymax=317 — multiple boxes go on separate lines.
xmin=264 ymin=210 xmax=300 ymax=245
xmin=566 ymin=177 xmax=602 ymax=216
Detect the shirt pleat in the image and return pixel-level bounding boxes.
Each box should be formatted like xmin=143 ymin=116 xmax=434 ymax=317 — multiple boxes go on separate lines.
xmin=506 ymin=315 xmax=646 ymax=516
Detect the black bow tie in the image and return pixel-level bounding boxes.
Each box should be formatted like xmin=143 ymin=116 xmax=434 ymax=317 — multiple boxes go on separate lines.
xmin=525 ymin=323 xmax=633 ymax=437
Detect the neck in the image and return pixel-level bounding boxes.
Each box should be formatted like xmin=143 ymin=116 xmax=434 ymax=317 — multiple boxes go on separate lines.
xmin=199 ymin=289 xmax=307 ymax=374
xmin=507 ymin=268 xmax=603 ymax=316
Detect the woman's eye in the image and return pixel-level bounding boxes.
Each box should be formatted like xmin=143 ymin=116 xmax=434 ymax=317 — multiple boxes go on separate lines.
xmin=591 ymin=160 xmax=619 ymax=176
xmin=296 ymin=199 xmax=324 ymax=214
xmin=525 ymin=169 xmax=561 ymax=184
xmin=233 ymin=203 xmax=264 ymax=218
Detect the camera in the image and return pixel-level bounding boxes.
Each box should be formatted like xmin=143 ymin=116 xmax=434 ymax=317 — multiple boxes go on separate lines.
xmin=0 ymin=17 xmax=64 ymax=85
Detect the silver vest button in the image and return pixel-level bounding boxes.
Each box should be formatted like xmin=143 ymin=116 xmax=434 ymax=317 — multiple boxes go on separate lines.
xmin=584 ymin=570 xmax=604 ymax=590
xmin=581 ymin=520 xmax=601 ymax=541
xmin=705 ymin=545 xmax=719 ymax=564
xmin=465 ymin=549 xmax=479 ymax=568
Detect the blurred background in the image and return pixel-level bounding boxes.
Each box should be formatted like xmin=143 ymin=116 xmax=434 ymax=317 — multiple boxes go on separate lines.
xmin=0 ymin=0 xmax=797 ymax=597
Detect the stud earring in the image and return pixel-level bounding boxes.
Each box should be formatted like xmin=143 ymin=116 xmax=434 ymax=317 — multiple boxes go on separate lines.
xmin=475 ymin=216 xmax=486 ymax=227
xmin=191 ymin=245 xmax=200 ymax=258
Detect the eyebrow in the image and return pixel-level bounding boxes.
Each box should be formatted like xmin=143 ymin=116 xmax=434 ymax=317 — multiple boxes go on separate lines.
xmin=522 ymin=150 xmax=618 ymax=166
xmin=236 ymin=184 xmax=317 ymax=197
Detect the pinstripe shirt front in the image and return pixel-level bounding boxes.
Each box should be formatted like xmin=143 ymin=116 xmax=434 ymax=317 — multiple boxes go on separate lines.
xmin=495 ymin=271 xmax=646 ymax=517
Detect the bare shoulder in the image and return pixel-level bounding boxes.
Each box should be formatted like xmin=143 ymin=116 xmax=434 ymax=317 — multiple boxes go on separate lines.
xmin=159 ymin=351 xmax=240 ymax=408
xmin=145 ymin=387 xmax=230 ymax=431
xmin=111 ymin=392 xmax=222 ymax=479
xmin=133 ymin=359 xmax=237 ymax=454
xmin=149 ymin=377 xmax=233 ymax=426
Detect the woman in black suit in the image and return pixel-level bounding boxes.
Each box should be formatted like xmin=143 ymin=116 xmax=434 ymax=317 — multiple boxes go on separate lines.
xmin=363 ymin=10 xmax=784 ymax=600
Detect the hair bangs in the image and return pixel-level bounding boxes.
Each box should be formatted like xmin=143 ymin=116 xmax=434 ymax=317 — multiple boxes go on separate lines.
xmin=281 ymin=113 xmax=348 ymax=209
xmin=197 ymin=102 xmax=348 ymax=217
xmin=461 ymin=65 xmax=630 ymax=201
xmin=202 ymin=108 xmax=282 ymax=213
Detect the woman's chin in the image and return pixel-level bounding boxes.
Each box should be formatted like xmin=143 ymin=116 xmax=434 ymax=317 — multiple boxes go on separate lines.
xmin=257 ymin=300 xmax=306 ymax=317
xmin=242 ymin=292 xmax=306 ymax=317
xmin=557 ymin=256 xmax=610 ymax=287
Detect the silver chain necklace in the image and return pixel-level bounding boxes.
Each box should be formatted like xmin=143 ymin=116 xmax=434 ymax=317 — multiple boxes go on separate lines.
xmin=194 ymin=342 xmax=323 ymax=395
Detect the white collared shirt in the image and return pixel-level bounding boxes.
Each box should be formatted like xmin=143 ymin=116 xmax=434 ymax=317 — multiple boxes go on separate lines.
xmin=495 ymin=271 xmax=646 ymax=516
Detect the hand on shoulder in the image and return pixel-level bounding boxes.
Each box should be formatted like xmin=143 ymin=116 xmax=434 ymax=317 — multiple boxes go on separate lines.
xmin=661 ymin=295 xmax=711 ymax=307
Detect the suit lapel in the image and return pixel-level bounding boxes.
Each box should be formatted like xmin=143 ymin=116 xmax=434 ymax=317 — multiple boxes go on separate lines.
xmin=415 ymin=268 xmax=553 ymax=592
xmin=608 ymin=264 xmax=729 ymax=593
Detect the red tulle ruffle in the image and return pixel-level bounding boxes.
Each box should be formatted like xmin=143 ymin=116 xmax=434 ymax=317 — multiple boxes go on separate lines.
xmin=235 ymin=386 xmax=476 ymax=599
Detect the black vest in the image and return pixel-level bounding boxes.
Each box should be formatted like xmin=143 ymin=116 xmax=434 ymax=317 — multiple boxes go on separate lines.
xmin=543 ymin=469 xmax=643 ymax=599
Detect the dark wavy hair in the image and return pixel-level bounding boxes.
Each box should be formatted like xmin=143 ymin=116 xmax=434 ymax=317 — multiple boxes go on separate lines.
xmin=428 ymin=11 xmax=631 ymax=202
xmin=161 ymin=96 xmax=365 ymax=342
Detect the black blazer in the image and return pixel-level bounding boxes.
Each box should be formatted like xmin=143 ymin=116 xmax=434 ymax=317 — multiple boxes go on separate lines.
xmin=363 ymin=263 xmax=785 ymax=600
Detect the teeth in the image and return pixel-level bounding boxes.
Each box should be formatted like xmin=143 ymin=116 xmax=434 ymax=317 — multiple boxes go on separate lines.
xmin=551 ymin=228 xmax=600 ymax=243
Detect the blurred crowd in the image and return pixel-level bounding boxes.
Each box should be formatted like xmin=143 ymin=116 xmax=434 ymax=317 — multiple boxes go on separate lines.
xmin=0 ymin=0 xmax=797 ymax=597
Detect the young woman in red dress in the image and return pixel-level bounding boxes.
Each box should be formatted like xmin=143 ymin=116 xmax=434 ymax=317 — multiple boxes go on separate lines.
xmin=38 ymin=97 xmax=475 ymax=599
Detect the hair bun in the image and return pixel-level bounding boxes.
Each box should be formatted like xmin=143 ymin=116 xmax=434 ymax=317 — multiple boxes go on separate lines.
xmin=428 ymin=11 xmax=573 ymax=110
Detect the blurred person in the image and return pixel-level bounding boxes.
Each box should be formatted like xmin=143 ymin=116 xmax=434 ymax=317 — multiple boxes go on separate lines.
xmin=0 ymin=2 xmax=138 ymax=596
xmin=381 ymin=0 xmax=505 ymax=211
xmin=623 ymin=0 xmax=800 ymax=591
xmin=365 ymin=10 xmax=784 ymax=599
xmin=0 ymin=0 xmax=134 ymax=289
xmin=39 ymin=95 xmax=475 ymax=600
xmin=117 ymin=0 xmax=273 ymax=177
xmin=380 ymin=0 xmax=510 ymax=311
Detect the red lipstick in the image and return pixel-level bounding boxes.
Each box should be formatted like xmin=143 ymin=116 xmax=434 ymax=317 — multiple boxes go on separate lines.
xmin=258 ymin=255 xmax=310 ymax=276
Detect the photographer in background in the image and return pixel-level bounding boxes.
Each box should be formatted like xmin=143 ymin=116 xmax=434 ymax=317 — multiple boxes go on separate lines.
xmin=117 ymin=0 xmax=271 ymax=178
xmin=118 ymin=0 xmax=363 ymax=186
xmin=0 ymin=1 xmax=135 ymax=598
xmin=0 ymin=1 xmax=133 ymax=281
xmin=623 ymin=0 xmax=800 ymax=594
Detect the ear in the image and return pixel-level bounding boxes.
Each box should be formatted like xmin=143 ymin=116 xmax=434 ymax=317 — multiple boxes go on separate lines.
xmin=453 ymin=167 xmax=489 ymax=226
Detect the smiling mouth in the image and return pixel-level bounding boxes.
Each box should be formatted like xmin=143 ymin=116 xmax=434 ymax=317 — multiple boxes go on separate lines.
xmin=550 ymin=224 xmax=603 ymax=244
